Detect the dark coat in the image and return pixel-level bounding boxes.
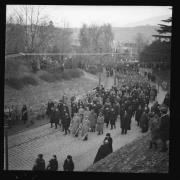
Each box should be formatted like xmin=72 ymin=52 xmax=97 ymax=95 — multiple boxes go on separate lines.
xmin=159 ymin=114 xmax=169 ymax=141
xmin=135 ymin=108 xmax=143 ymax=122
xmin=124 ymin=111 xmax=131 ymax=130
xmin=103 ymin=105 xmax=111 ymax=123
xmin=47 ymin=102 xmax=54 ymax=116
xmin=140 ymin=112 xmax=149 ymax=133
xmin=46 ymin=159 xmax=58 ymax=171
xmin=93 ymin=143 xmax=112 ymax=164
xmin=22 ymin=106 xmax=28 ymax=122
xmin=54 ymin=110 xmax=60 ymax=124
xmin=33 ymin=158 xmax=45 ymax=170
xmin=50 ymin=110 xmax=56 ymax=123
xmin=103 ymin=137 xmax=113 ymax=153
xmin=71 ymin=103 xmax=78 ymax=118
xmin=63 ymin=159 xmax=74 ymax=171
xmin=121 ymin=111 xmax=129 ymax=130
xmin=109 ymin=108 xmax=116 ymax=125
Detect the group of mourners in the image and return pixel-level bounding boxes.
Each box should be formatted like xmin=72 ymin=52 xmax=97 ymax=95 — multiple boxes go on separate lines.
xmin=45 ymin=69 xmax=170 ymax=151
xmin=4 ymin=104 xmax=33 ymax=128
xmin=32 ymin=154 xmax=74 ymax=171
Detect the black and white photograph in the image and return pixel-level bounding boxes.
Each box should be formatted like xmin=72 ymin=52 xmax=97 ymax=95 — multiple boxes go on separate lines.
xmin=4 ymin=5 xmax=171 ymax=173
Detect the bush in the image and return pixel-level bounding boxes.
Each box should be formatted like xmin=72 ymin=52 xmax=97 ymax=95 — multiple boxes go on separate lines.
xmin=5 ymin=78 xmax=24 ymax=90
xmin=86 ymin=66 xmax=98 ymax=75
xmin=61 ymin=71 xmax=71 ymax=80
xmin=21 ymin=76 xmax=39 ymax=86
xmin=5 ymin=76 xmax=38 ymax=90
xmin=39 ymin=68 xmax=83 ymax=82
xmin=39 ymin=72 xmax=56 ymax=83
xmin=65 ymin=68 xmax=84 ymax=78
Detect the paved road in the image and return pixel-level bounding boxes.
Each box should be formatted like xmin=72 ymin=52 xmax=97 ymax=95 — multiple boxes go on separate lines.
xmin=6 ymin=74 xmax=167 ymax=171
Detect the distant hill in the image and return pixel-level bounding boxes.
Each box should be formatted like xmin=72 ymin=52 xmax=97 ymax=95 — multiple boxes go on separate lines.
xmin=71 ymin=25 xmax=158 ymax=44
xmin=112 ymin=26 xmax=158 ymax=43
xmin=125 ymin=14 xmax=171 ymax=27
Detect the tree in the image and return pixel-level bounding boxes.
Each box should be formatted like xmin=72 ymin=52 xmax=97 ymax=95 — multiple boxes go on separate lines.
xmin=79 ymin=23 xmax=114 ymax=64
xmin=139 ymin=14 xmax=172 ymax=65
xmin=153 ymin=16 xmax=172 ymax=41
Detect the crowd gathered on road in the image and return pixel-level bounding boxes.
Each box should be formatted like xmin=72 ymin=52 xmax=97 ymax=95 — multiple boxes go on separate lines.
xmin=4 ymin=64 xmax=170 ymax=171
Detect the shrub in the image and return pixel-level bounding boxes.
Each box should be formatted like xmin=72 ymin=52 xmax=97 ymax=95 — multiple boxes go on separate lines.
xmin=21 ymin=76 xmax=39 ymax=86
xmin=6 ymin=76 xmax=39 ymax=90
xmin=61 ymin=71 xmax=71 ymax=80
xmin=39 ymin=72 xmax=56 ymax=83
xmin=5 ymin=78 xmax=24 ymax=90
xmin=53 ymin=72 xmax=63 ymax=81
xmin=86 ymin=66 xmax=98 ymax=75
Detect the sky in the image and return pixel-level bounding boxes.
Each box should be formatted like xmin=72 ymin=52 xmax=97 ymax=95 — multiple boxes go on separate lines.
xmin=6 ymin=5 xmax=172 ymax=28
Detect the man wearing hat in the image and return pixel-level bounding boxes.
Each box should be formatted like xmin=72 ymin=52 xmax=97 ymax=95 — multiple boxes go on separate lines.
xmin=32 ymin=154 xmax=45 ymax=170
xmin=63 ymin=155 xmax=74 ymax=171
xmin=159 ymin=105 xmax=169 ymax=152
xmin=103 ymin=102 xmax=111 ymax=128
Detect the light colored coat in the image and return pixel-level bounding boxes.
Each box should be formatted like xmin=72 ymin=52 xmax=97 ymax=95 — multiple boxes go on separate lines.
xmin=96 ymin=116 xmax=104 ymax=132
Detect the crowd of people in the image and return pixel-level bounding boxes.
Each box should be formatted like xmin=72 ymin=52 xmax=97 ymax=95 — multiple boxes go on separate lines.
xmin=4 ymin=64 xmax=170 ymax=171
xmin=31 ymin=68 xmax=170 ymax=171
xmin=32 ymin=154 xmax=74 ymax=171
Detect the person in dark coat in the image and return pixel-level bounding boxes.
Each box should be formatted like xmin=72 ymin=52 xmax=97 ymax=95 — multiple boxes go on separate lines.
xmin=47 ymin=100 xmax=54 ymax=117
xmin=109 ymin=107 xmax=116 ymax=129
xmin=140 ymin=110 xmax=149 ymax=133
xmin=93 ymin=140 xmax=112 ymax=164
xmin=159 ymin=106 xmax=169 ymax=152
xmin=121 ymin=110 xmax=129 ymax=134
xmin=127 ymin=105 xmax=133 ymax=130
xmin=135 ymin=104 xmax=143 ymax=126
xmin=103 ymin=133 xmax=113 ymax=153
xmin=32 ymin=154 xmax=45 ymax=170
xmin=62 ymin=113 xmax=71 ymax=135
xmin=54 ymin=108 xmax=60 ymax=129
xmin=103 ymin=103 xmax=111 ymax=128
xmin=63 ymin=155 xmax=74 ymax=171
xmin=46 ymin=155 xmax=58 ymax=171
xmin=71 ymin=102 xmax=78 ymax=119
xmin=21 ymin=105 xmax=28 ymax=124
xmin=50 ymin=107 xmax=55 ymax=128
xmin=163 ymin=92 xmax=170 ymax=108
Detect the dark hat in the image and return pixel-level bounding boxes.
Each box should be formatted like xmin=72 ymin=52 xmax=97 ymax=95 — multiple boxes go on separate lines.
xmin=67 ymin=155 xmax=72 ymax=159
xmin=38 ymin=154 xmax=43 ymax=158
xmin=106 ymin=133 xmax=110 ymax=136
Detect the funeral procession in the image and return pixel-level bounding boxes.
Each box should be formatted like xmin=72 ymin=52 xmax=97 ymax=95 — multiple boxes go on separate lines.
xmin=4 ymin=5 xmax=171 ymax=173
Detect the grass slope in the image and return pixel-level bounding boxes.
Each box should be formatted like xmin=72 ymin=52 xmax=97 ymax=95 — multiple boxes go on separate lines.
xmin=86 ymin=133 xmax=169 ymax=173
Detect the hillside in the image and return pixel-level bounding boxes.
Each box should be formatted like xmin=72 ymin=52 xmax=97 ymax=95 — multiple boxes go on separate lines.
xmin=86 ymin=133 xmax=169 ymax=173
xmin=71 ymin=25 xmax=158 ymax=43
